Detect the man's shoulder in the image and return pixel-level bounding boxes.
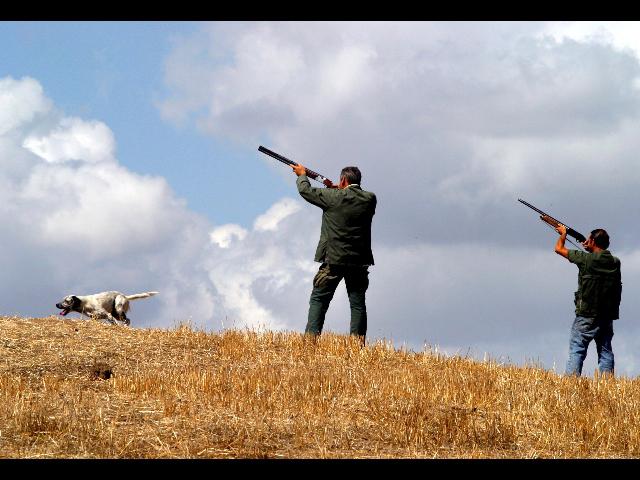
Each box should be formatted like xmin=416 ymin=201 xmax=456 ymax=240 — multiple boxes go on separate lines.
xmin=569 ymin=249 xmax=621 ymax=272
xmin=360 ymin=189 xmax=376 ymax=200
xmin=601 ymin=249 xmax=620 ymax=260
xmin=351 ymin=188 xmax=376 ymax=208
xmin=362 ymin=187 xmax=376 ymax=197
xmin=348 ymin=185 xmax=376 ymax=199
xmin=567 ymin=249 xmax=588 ymax=264
xmin=598 ymin=250 xmax=622 ymax=268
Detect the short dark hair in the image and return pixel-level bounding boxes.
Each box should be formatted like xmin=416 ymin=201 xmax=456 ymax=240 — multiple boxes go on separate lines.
xmin=590 ymin=229 xmax=610 ymax=249
xmin=340 ymin=166 xmax=361 ymax=185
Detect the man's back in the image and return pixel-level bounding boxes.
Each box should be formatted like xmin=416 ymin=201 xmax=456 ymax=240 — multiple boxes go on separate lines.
xmin=296 ymin=176 xmax=376 ymax=266
xmin=568 ymin=249 xmax=622 ymax=319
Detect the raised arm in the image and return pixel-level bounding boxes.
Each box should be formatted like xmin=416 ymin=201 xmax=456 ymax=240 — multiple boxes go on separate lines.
xmin=554 ymin=223 xmax=569 ymax=259
xmin=292 ymin=163 xmax=338 ymax=209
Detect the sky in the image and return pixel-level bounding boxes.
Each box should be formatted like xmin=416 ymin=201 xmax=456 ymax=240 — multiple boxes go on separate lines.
xmin=2 ymin=21 xmax=640 ymax=377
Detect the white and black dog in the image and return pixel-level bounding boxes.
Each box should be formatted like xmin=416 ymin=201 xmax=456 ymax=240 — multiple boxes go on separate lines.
xmin=56 ymin=291 xmax=158 ymax=325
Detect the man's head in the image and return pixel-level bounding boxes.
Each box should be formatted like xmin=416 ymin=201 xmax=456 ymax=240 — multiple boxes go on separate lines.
xmin=339 ymin=166 xmax=362 ymax=189
xmin=584 ymin=228 xmax=610 ymax=252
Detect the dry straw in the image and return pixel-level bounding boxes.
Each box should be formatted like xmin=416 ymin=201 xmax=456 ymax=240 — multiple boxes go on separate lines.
xmin=1 ymin=315 xmax=639 ymax=458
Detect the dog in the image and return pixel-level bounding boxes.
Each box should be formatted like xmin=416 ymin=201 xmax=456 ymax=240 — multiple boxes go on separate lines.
xmin=55 ymin=291 xmax=159 ymax=325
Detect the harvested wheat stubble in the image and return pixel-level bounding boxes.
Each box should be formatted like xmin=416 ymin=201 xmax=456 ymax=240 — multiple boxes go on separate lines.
xmin=1 ymin=315 xmax=639 ymax=458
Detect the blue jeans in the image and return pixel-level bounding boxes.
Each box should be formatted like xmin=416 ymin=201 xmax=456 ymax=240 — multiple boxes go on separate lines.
xmin=565 ymin=315 xmax=614 ymax=376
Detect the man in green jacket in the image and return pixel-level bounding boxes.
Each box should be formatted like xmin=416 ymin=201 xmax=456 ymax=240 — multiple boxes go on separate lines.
xmin=554 ymin=224 xmax=622 ymax=376
xmin=291 ymin=163 xmax=376 ymax=343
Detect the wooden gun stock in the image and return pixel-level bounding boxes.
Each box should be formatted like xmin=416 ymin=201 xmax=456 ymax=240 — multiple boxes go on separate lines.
xmin=540 ymin=215 xmax=586 ymax=243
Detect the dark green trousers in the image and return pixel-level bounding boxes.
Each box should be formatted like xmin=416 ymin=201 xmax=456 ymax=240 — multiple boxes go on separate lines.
xmin=305 ymin=263 xmax=369 ymax=338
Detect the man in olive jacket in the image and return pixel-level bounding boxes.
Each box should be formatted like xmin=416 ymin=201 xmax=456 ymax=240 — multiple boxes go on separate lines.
xmin=554 ymin=224 xmax=622 ymax=376
xmin=291 ymin=163 xmax=376 ymax=342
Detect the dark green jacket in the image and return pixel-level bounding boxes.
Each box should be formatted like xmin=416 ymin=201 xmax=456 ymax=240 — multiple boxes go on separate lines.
xmin=297 ymin=175 xmax=376 ymax=266
xmin=567 ymin=249 xmax=622 ymax=319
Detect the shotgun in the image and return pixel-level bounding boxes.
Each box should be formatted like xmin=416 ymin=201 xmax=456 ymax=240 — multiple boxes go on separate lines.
xmin=258 ymin=146 xmax=332 ymax=185
xmin=518 ymin=198 xmax=587 ymax=245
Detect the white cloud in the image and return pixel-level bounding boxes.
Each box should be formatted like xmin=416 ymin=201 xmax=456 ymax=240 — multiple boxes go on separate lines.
xmin=541 ymin=22 xmax=640 ymax=94
xmin=320 ymin=45 xmax=377 ymax=97
xmin=23 ymin=117 xmax=116 ymax=164
xmin=18 ymin=162 xmax=188 ymax=258
xmin=210 ymin=224 xmax=248 ymax=248
xmin=206 ymin=198 xmax=319 ymax=332
xmin=541 ymin=21 xmax=640 ymax=57
xmin=253 ymin=197 xmax=301 ymax=232
xmin=0 ymin=76 xmax=52 ymax=136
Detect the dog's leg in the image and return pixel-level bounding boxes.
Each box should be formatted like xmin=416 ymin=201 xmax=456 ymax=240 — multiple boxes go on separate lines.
xmin=115 ymin=312 xmax=129 ymax=325
xmin=103 ymin=312 xmax=118 ymax=325
xmin=113 ymin=295 xmax=131 ymax=326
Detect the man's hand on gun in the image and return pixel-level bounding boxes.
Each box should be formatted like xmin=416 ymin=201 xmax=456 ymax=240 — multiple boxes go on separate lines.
xmin=292 ymin=163 xmax=336 ymax=188
xmin=551 ymin=219 xmax=591 ymax=249
xmin=291 ymin=163 xmax=306 ymax=177
xmin=541 ymin=214 xmax=568 ymax=237
xmin=519 ymin=199 xmax=587 ymax=252
xmin=554 ymin=222 xmax=567 ymax=237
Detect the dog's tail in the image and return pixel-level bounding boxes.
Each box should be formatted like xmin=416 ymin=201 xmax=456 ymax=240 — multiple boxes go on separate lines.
xmin=126 ymin=291 xmax=159 ymax=301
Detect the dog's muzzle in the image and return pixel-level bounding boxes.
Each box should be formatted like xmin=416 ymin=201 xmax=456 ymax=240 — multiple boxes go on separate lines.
xmin=56 ymin=303 xmax=71 ymax=316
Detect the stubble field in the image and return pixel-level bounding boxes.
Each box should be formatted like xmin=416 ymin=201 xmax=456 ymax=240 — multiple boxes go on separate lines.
xmin=1 ymin=315 xmax=639 ymax=459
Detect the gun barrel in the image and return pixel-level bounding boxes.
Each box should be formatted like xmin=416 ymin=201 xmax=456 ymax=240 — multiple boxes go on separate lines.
xmin=518 ymin=198 xmax=550 ymax=218
xmin=258 ymin=145 xmax=328 ymax=183
xmin=518 ymin=198 xmax=563 ymax=225
xmin=258 ymin=145 xmax=295 ymax=166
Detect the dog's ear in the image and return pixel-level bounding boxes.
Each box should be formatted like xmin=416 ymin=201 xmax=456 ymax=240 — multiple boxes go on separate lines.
xmin=71 ymin=296 xmax=80 ymax=306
